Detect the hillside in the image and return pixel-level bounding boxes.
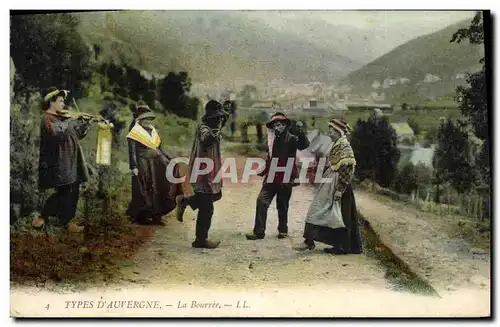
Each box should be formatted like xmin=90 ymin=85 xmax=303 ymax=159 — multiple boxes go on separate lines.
xmin=76 ymin=11 xmax=363 ymax=85
xmin=344 ymin=19 xmax=484 ymax=103
xmin=253 ymin=15 xmax=398 ymax=66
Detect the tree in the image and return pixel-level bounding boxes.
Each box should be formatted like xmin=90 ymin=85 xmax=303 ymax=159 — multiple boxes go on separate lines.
xmin=407 ymin=117 xmax=420 ymax=136
xmin=124 ymin=65 xmax=148 ymax=102
xmin=10 ymin=13 xmax=93 ymax=97
xmin=184 ymin=96 xmax=201 ymax=121
xmin=143 ymin=79 xmax=158 ymax=110
xmin=450 ymin=11 xmax=490 ymax=186
xmin=450 ymin=11 xmax=490 ymax=218
xmin=158 ymin=72 xmax=199 ymax=120
xmin=424 ymin=126 xmax=438 ymax=147
xmin=351 ymin=116 xmax=400 ymax=188
xmin=433 ymin=119 xmax=476 ymax=194
xmin=239 ymin=84 xmax=257 ymax=107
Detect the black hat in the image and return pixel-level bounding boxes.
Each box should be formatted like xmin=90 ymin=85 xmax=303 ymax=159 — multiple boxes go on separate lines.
xmin=137 ymin=111 xmax=156 ymax=121
xmin=202 ymin=100 xmax=228 ymax=120
xmin=132 ymin=104 xmax=153 ymax=118
xmin=266 ymin=112 xmax=290 ymax=128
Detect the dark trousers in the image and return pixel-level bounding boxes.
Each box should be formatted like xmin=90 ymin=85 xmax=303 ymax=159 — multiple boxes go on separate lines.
xmin=41 ymin=182 xmax=80 ymax=226
xmin=253 ymin=183 xmax=293 ymax=235
xmin=184 ymin=192 xmax=221 ymax=240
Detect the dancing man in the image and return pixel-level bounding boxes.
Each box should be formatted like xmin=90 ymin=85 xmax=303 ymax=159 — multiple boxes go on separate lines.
xmin=176 ymin=100 xmax=229 ymax=249
xmin=246 ymin=112 xmax=310 ymax=240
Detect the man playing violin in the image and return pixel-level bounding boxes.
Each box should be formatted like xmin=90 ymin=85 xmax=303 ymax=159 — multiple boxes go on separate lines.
xmin=32 ymin=87 xmax=95 ymax=233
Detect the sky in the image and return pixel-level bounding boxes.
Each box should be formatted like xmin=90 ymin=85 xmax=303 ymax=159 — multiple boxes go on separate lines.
xmin=247 ymin=10 xmax=475 ymax=28
xmin=242 ymin=10 xmax=477 ymax=57
xmin=266 ymin=10 xmax=475 ymax=29
xmin=247 ymin=10 xmax=476 ymax=42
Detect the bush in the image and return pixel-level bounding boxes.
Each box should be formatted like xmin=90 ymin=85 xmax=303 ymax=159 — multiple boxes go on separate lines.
xmin=393 ymin=162 xmax=433 ymax=195
xmin=402 ymin=137 xmax=416 ymax=146
xmin=10 ymin=97 xmax=43 ymax=224
xmin=155 ymin=114 xmax=197 ymax=146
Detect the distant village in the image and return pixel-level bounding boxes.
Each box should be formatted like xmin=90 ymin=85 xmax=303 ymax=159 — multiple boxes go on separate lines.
xmin=188 ymin=73 xmax=469 ymax=171
xmin=190 ymin=70 xmax=466 ymax=117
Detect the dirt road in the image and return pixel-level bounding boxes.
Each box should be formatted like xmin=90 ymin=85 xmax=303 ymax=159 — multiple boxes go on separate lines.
xmin=115 ymin=179 xmax=387 ymax=290
xmin=11 ymin=177 xmax=490 ymax=317
xmin=10 ymin=153 xmax=491 ymax=317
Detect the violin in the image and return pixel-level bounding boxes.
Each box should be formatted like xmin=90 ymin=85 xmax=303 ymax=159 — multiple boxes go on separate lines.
xmin=55 ymin=97 xmax=114 ymax=127
xmin=55 ymin=109 xmax=113 ymax=126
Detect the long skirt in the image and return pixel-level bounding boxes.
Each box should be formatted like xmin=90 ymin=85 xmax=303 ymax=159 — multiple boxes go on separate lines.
xmin=126 ymin=156 xmax=176 ymax=221
xmin=304 ymin=180 xmax=363 ymax=254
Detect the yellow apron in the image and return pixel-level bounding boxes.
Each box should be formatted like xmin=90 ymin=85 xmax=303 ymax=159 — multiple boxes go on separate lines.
xmin=96 ymin=122 xmax=113 ymax=166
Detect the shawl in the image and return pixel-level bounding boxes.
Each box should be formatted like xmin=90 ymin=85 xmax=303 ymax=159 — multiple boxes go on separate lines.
xmin=328 ymin=135 xmax=356 ymax=171
xmin=126 ymin=123 xmax=161 ymax=149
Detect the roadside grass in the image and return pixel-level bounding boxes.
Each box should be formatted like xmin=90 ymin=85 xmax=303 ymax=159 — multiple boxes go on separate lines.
xmin=10 ymin=213 xmax=155 ymax=286
xmin=10 ymin=110 xmax=194 ymax=286
xmin=360 ymin=213 xmax=439 ymax=297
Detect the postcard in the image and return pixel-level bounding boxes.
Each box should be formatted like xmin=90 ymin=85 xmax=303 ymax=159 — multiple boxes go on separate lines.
xmin=9 ymin=9 xmax=491 ymax=318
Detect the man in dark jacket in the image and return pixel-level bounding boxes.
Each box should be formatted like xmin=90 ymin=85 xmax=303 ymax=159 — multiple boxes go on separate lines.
xmin=176 ymin=100 xmax=229 ymax=249
xmin=246 ymin=112 xmax=310 ymax=240
xmin=32 ymin=87 xmax=92 ymax=233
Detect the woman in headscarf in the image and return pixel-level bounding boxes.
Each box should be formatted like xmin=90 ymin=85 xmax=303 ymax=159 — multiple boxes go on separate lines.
xmin=126 ymin=105 xmax=176 ymax=225
xmin=295 ymin=118 xmax=363 ymax=254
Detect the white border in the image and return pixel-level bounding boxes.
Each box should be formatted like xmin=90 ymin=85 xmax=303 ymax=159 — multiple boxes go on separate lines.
xmin=3 ymin=1 xmax=498 ymax=325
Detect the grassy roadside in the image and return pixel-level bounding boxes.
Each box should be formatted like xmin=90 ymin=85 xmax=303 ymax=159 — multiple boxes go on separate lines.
xmin=360 ymin=213 xmax=439 ymax=297
xmin=10 ymin=217 xmax=155 ymax=286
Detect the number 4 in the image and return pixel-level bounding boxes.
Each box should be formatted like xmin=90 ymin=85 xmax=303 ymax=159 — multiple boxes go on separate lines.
xmin=45 ymin=304 xmax=50 ymax=310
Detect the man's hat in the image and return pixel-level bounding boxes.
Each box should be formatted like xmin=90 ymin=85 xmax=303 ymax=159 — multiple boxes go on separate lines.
xmin=43 ymin=87 xmax=70 ymax=102
xmin=266 ymin=112 xmax=290 ymax=128
xmin=202 ymin=100 xmax=228 ymax=120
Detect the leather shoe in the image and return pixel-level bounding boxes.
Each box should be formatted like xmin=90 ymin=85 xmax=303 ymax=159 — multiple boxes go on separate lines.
xmin=192 ymin=239 xmax=220 ymax=249
xmin=245 ymin=232 xmax=265 ymax=240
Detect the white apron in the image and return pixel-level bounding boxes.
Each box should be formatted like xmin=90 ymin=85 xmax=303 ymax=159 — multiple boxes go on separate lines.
xmin=304 ymin=164 xmax=345 ymax=230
